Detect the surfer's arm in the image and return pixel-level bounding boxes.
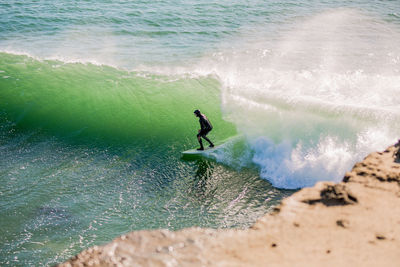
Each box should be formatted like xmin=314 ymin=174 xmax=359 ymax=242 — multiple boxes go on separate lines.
xmin=199 ymin=117 xmax=208 ymax=130
xmin=199 ymin=116 xmax=212 ymax=130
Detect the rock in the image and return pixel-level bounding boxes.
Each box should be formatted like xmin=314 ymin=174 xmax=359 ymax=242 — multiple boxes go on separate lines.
xmin=301 ymin=184 xmax=357 ymax=206
xmin=58 ymin=143 xmax=400 ymax=267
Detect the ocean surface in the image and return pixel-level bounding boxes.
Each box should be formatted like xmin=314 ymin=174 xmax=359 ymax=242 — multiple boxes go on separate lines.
xmin=1 ymin=0 xmax=400 ymax=265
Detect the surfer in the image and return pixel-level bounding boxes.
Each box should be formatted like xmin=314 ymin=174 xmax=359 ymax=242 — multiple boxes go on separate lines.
xmin=194 ymin=109 xmax=214 ymax=150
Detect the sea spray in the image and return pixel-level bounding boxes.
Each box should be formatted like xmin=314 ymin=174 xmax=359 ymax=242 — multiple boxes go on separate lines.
xmin=192 ymin=9 xmax=400 ymax=188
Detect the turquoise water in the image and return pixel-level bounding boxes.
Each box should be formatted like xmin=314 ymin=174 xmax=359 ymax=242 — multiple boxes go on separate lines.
xmin=1 ymin=1 xmax=400 ymax=265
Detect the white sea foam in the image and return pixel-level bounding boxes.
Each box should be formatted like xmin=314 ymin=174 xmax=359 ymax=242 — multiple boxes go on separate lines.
xmin=192 ymin=9 xmax=400 ymax=188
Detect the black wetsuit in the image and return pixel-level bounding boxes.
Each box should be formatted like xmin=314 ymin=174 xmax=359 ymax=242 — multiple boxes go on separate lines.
xmin=197 ymin=114 xmax=213 ymax=137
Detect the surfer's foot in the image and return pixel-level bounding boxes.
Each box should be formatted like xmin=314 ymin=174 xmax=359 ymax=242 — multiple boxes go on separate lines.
xmin=209 ymin=144 xmax=214 ymax=148
xmin=197 ymin=147 xmax=204 ymax=151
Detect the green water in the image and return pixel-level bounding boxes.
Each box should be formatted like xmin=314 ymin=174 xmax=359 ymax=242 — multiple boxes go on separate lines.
xmin=0 ymin=52 xmax=292 ymax=265
xmin=1 ymin=0 xmax=400 ymax=265
xmin=0 ymin=53 xmax=235 ymax=141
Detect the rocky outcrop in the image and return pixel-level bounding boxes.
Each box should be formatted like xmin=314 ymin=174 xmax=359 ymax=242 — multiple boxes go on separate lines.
xmin=59 ymin=142 xmax=400 ymax=267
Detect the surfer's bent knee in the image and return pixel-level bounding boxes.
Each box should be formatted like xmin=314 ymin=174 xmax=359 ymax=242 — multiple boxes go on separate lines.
xmin=197 ymin=130 xmax=210 ymax=138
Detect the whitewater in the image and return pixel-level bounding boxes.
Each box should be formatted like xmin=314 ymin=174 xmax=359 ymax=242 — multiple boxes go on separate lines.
xmin=1 ymin=1 xmax=400 ymax=265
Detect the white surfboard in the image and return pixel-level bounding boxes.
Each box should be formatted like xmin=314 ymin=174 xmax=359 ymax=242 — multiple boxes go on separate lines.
xmin=182 ymin=144 xmax=221 ymax=155
xmin=181 ymin=135 xmax=241 ymax=159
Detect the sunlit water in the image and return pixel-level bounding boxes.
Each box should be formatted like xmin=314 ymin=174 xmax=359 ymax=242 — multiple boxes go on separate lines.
xmin=1 ymin=1 xmax=400 ymax=265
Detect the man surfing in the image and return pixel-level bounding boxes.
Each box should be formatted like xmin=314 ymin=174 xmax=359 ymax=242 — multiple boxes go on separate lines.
xmin=194 ymin=109 xmax=214 ymax=151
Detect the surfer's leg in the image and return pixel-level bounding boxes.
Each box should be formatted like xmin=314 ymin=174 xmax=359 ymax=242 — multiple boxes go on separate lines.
xmin=202 ymin=130 xmax=214 ymax=147
xmin=197 ymin=139 xmax=204 ymax=150
xmin=202 ymin=136 xmax=214 ymax=147
xmin=197 ymin=133 xmax=204 ymax=150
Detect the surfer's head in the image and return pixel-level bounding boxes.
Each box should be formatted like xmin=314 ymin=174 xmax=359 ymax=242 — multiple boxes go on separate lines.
xmin=194 ymin=109 xmax=201 ymax=117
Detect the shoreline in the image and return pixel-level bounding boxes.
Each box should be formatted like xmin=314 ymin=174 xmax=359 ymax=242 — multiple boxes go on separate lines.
xmin=59 ymin=141 xmax=400 ymax=266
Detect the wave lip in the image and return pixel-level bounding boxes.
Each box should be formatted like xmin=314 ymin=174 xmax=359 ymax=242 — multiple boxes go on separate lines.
xmin=0 ymin=52 xmax=235 ymax=142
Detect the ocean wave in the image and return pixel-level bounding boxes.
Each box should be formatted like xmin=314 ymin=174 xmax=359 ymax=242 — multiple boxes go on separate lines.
xmin=0 ymin=52 xmax=235 ymax=143
xmin=2 ymin=9 xmax=400 ymax=189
